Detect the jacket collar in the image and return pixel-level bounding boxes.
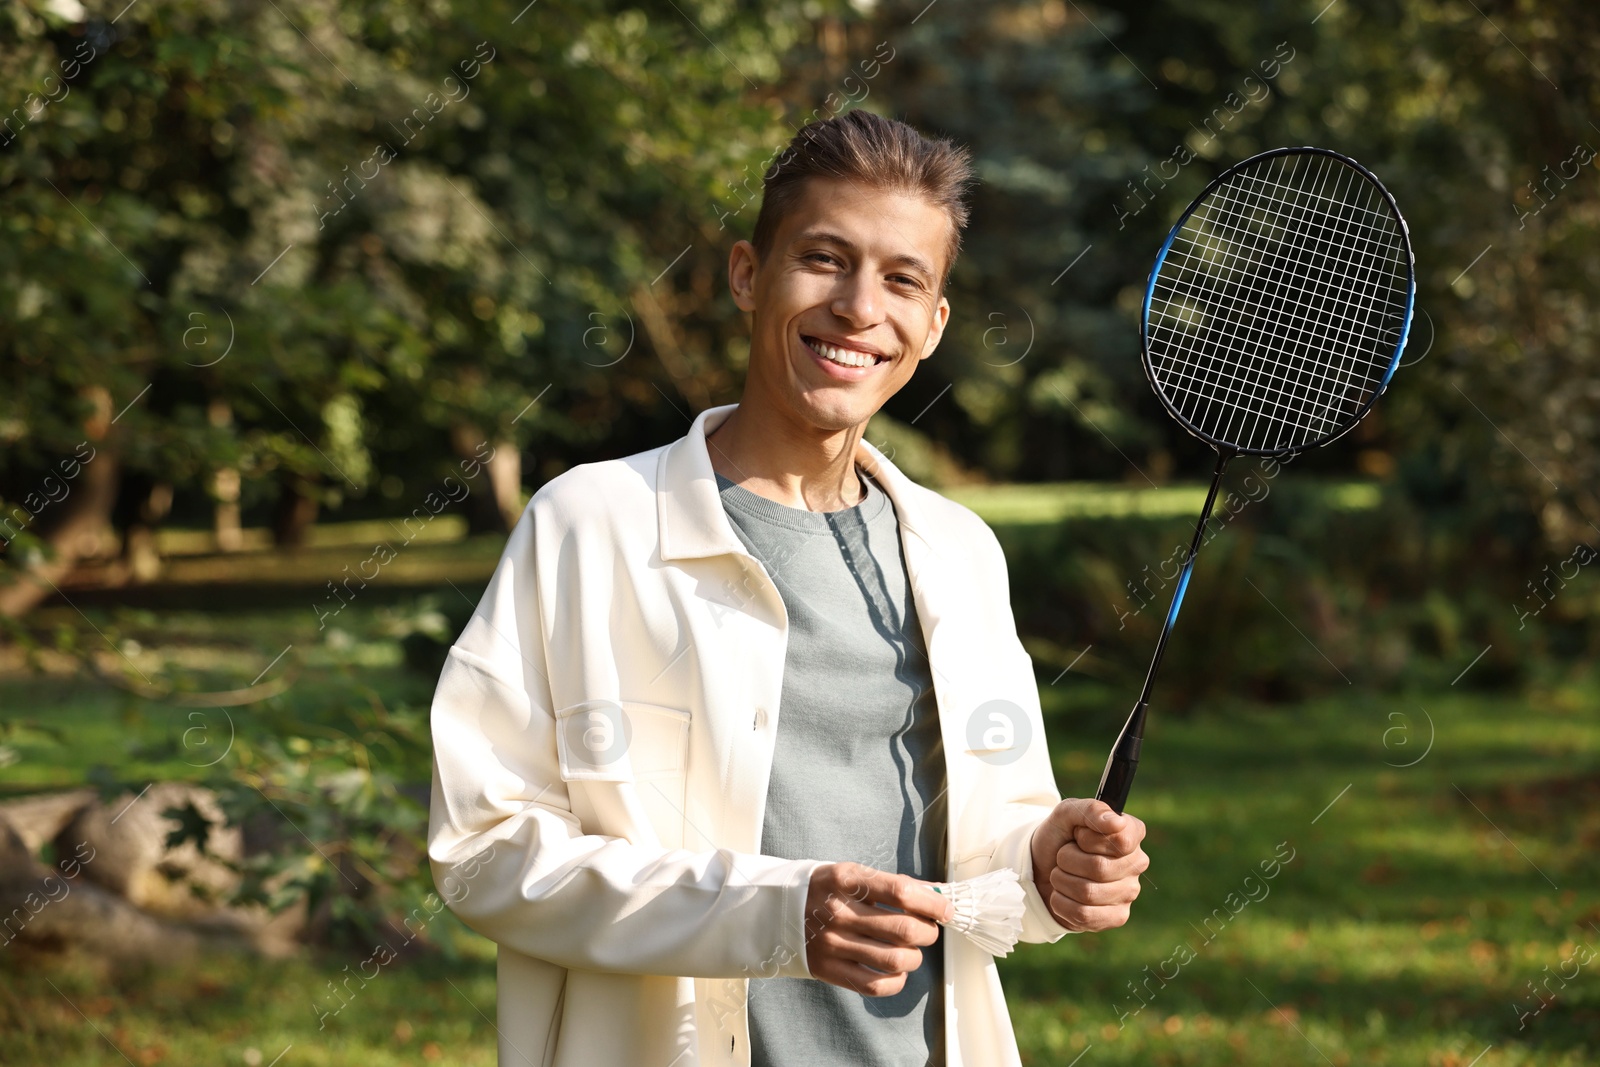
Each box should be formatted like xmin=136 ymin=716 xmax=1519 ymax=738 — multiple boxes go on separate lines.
xmin=656 ymin=402 xmax=935 ymax=563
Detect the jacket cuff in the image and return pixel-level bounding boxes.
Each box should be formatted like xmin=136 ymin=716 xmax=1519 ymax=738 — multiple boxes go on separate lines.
xmin=775 ymin=858 xmax=829 ymax=980
xmin=993 ymin=815 xmax=1078 ymax=944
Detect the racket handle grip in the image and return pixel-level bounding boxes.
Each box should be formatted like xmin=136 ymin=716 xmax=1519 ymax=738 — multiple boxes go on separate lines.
xmin=1095 ymin=701 xmax=1148 ymax=815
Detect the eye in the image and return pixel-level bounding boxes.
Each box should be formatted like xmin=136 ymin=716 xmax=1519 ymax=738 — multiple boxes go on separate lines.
xmin=805 ymin=252 xmax=839 ymax=266
xmin=890 ymin=274 xmax=923 ymax=290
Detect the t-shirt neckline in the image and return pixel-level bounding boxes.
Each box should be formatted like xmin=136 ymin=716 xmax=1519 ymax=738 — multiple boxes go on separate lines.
xmin=714 ymin=466 xmax=890 ymax=531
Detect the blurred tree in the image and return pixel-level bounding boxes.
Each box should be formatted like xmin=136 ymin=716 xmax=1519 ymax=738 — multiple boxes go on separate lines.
xmin=818 ymin=0 xmax=1323 ymax=484
xmin=0 ymin=0 xmax=846 ymax=616
xmin=3 ymin=0 xmax=1596 ymax=621
xmin=850 ymin=0 xmax=1598 ymax=542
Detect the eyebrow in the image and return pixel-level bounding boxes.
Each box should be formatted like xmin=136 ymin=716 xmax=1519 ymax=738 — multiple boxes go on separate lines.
xmin=793 ymin=229 xmax=937 ymax=284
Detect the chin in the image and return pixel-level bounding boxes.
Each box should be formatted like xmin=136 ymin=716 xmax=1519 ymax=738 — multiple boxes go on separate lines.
xmin=792 ymin=390 xmax=879 ymax=433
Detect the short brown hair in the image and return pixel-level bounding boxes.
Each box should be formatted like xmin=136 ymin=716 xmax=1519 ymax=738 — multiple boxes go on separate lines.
xmin=751 ymin=109 xmax=977 ymax=295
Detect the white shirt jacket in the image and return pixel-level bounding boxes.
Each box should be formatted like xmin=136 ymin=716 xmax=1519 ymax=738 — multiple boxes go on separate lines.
xmin=426 ymin=402 xmax=1075 ymax=1067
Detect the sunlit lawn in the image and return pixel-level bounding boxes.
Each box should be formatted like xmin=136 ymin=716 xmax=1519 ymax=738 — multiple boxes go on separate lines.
xmin=945 ymin=477 xmax=1381 ymax=526
xmin=2 ymin=509 xmax=1596 ymax=1066
xmin=0 ymin=939 xmax=501 ymax=1067
xmin=1009 ymin=669 xmax=1600 ymax=1066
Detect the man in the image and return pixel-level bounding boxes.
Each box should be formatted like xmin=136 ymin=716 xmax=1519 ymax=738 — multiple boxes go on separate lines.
xmin=427 ymin=109 xmax=1149 ymax=1067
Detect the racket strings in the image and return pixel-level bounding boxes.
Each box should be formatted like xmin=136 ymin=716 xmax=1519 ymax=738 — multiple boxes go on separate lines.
xmin=1150 ymin=246 xmax=1400 ymax=442
xmin=1159 ymin=159 xmax=1401 ymax=446
xmin=1190 ymin=154 xmax=1405 ymax=415
xmin=1159 ymin=188 xmax=1406 ymax=359
xmin=1154 ymin=158 xmax=1406 ymax=450
xmin=1196 ymin=170 xmax=1407 ymax=353
xmin=1151 ymin=237 xmax=1401 ymax=439
xmin=1146 ymin=150 xmax=1411 ymax=452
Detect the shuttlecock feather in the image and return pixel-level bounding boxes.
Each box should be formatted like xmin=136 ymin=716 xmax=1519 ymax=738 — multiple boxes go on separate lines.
xmin=926 ymin=867 xmax=1027 ymax=957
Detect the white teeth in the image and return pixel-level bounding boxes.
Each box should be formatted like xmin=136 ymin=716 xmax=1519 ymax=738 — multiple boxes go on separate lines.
xmin=808 ymin=337 xmax=880 ymax=368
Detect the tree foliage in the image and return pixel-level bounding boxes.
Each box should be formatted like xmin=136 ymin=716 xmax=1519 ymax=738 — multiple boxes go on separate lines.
xmin=3 ymin=0 xmax=1596 ymax=616
xmin=853 ymin=0 xmax=1599 ymax=545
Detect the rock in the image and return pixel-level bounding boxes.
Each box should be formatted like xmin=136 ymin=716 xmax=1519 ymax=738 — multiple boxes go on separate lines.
xmin=53 ymin=782 xmax=310 ymax=954
xmin=0 ymin=788 xmax=95 ymax=853
xmin=0 ymin=785 xmax=308 ymax=959
xmin=0 ymin=815 xmax=35 ymax=877
xmin=55 ymin=782 xmax=243 ymax=918
xmin=0 ymin=816 xmax=222 ymax=961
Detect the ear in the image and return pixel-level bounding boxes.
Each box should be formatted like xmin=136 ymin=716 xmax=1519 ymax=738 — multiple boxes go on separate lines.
xmin=729 ymin=240 xmax=760 ymax=313
xmin=919 ymin=294 xmax=951 ymax=362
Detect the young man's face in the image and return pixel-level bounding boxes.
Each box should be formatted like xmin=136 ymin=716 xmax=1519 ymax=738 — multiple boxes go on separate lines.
xmin=729 ymin=176 xmax=952 ymax=434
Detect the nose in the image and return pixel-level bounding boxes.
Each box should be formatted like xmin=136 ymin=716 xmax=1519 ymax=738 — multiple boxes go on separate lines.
xmin=830 ymin=269 xmax=884 ymax=328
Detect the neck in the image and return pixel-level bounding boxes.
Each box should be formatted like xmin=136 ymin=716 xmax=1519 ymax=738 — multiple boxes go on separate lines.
xmin=705 ymin=402 xmax=868 ymax=512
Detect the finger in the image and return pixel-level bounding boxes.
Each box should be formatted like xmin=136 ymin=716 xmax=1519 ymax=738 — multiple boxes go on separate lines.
xmin=1072 ymin=822 xmax=1143 ymax=858
xmin=826 ymin=861 xmax=881 ymax=902
xmin=851 ymin=870 xmax=947 ymax=921
xmin=1048 ymin=866 xmax=1143 ymax=907
xmin=812 ymin=958 xmax=912 ymax=998
xmin=811 ymin=925 xmax=925 ymax=977
xmin=1046 ymin=890 xmax=1133 ymax=933
xmin=1051 ymin=797 xmax=1127 ymax=836
xmin=828 ymin=864 xmax=902 ymax=907
xmin=808 ymin=877 xmax=888 ymax=943
xmin=831 ymin=899 xmax=942 ymax=947
xmin=807 ymin=863 xmax=896 ymax=940
xmin=863 ymin=873 xmax=953 ymax=924
xmin=1054 ymin=844 xmax=1149 ymax=883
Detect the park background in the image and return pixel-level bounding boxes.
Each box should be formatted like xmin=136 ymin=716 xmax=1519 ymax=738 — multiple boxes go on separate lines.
xmin=1 ymin=0 xmax=1597 ymax=1063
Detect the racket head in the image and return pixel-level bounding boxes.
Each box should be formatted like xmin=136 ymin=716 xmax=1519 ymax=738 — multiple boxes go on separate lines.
xmin=1140 ymin=146 xmax=1416 ymax=457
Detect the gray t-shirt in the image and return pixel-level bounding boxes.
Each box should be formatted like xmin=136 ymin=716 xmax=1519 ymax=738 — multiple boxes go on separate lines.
xmin=715 ymin=466 xmax=948 ymax=1067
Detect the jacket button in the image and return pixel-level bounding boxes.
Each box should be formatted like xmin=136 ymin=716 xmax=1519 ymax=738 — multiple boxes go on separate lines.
xmin=753 ymin=707 xmax=768 ymax=729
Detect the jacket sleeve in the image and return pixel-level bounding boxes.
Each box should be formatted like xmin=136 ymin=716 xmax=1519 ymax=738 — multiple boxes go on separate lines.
xmin=991 ymin=804 xmax=1078 ymax=943
xmin=967 ymin=520 xmax=1079 ymax=945
xmin=426 ymin=498 xmax=825 ymax=981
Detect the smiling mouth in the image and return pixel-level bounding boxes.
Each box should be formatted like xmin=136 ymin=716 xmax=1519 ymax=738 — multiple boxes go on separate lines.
xmin=802 ymin=335 xmax=889 ymax=369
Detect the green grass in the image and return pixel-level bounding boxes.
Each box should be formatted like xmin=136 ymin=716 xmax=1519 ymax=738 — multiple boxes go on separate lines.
xmin=6 ymin=668 xmax=1594 ymax=1065
xmin=0 ymin=938 xmax=501 ymax=1067
xmin=1009 ymin=671 xmax=1600 ymax=1066
xmin=0 ymin=597 xmax=453 ymax=791
xmin=2 ymin=515 xmax=1597 ymax=1066
xmin=944 ymin=478 xmax=1382 ymax=526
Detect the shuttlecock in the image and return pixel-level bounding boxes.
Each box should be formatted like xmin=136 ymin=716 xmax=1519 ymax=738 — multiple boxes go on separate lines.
xmin=926 ymin=867 xmax=1027 ymax=957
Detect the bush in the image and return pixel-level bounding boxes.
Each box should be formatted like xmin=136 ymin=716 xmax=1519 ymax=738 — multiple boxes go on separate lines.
xmin=989 ymin=478 xmax=1595 ymax=710
xmin=186 ymin=695 xmax=447 ymax=952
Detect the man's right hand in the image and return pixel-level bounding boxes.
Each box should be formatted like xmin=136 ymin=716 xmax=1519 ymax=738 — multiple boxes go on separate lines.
xmin=803 ymin=861 xmax=952 ymax=997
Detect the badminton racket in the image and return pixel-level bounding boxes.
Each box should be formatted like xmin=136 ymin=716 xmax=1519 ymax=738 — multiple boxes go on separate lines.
xmin=1095 ymin=146 xmax=1416 ymax=814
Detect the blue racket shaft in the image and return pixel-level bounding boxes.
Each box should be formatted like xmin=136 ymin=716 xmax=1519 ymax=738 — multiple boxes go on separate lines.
xmin=1095 ymin=450 xmax=1228 ymax=814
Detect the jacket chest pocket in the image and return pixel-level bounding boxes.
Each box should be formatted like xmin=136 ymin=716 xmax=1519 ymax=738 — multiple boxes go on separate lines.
xmin=554 ymin=699 xmax=690 ymax=847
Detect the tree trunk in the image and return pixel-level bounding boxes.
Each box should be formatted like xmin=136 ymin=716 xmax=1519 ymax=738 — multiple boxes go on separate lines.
xmin=631 ymin=283 xmax=714 ymax=413
xmin=450 ymin=423 xmax=522 ymax=534
xmin=0 ymin=388 xmax=121 ymax=618
xmin=119 ymin=479 xmax=173 ymax=583
xmin=213 ymin=467 xmax=243 ymax=551
xmin=486 ymin=439 xmax=522 ymax=527
xmin=209 ymin=398 xmax=244 ymax=552
xmin=272 ymin=475 xmax=319 ymax=548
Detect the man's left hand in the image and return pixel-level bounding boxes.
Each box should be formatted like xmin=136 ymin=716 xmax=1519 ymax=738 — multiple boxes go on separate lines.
xmin=1029 ymin=798 xmax=1149 ymax=932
